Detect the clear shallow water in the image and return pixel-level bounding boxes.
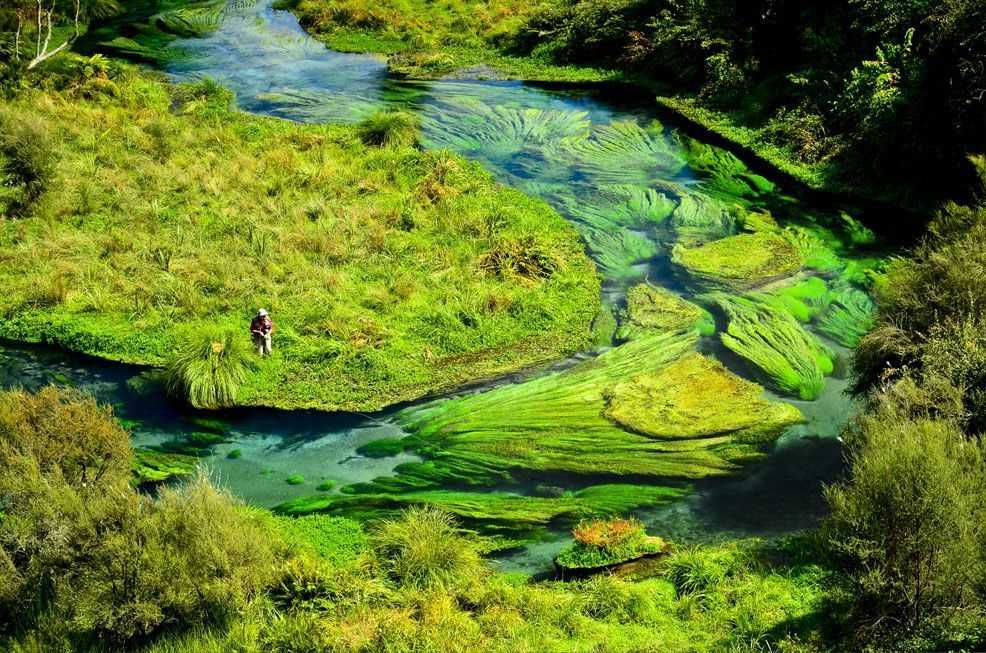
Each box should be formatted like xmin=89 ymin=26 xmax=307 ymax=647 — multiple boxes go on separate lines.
xmin=6 ymin=0 xmax=876 ymax=572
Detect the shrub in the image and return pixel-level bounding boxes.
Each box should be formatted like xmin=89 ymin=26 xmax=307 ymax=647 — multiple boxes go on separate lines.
xmin=356 ymin=110 xmax=420 ymax=148
xmin=0 ymin=387 xmax=132 ymax=490
xmin=0 ymin=109 xmax=55 ymax=217
xmin=372 ymin=507 xmax=485 ymax=590
xmin=165 ymin=330 xmax=255 ymax=409
xmin=824 ymin=393 xmax=986 ymax=637
xmin=556 ymin=517 xmax=665 ymax=570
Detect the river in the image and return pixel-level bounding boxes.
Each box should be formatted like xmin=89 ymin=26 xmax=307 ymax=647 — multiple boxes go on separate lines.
xmin=5 ymin=0 xmax=881 ymax=572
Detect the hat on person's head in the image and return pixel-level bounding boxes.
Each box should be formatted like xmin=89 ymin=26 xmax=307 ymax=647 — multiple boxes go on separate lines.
xmin=258 ymin=308 xmax=268 ymax=317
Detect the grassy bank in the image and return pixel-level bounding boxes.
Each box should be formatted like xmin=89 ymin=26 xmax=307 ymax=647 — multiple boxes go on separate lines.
xmin=0 ymin=59 xmax=599 ymax=411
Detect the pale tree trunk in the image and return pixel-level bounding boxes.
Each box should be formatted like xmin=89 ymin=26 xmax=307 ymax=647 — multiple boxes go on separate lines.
xmin=26 ymin=0 xmax=80 ymax=70
xmin=13 ymin=14 xmax=22 ymax=62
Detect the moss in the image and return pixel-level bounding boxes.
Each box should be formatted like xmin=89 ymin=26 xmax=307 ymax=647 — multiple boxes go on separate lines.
xmin=286 ymin=474 xmax=306 ymax=485
xmin=603 ymin=353 xmax=803 ymax=443
xmin=356 ymin=438 xmax=406 ymax=458
xmin=672 ymin=232 xmax=803 ymax=292
xmin=316 ymin=480 xmax=336 ymax=492
xmin=708 ymin=294 xmax=834 ymax=400
xmin=616 ymin=284 xmax=708 ymax=340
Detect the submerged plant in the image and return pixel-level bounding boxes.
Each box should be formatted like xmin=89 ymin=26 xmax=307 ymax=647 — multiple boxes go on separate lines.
xmin=423 ymin=97 xmax=590 ymax=163
xmin=818 ymin=284 xmax=875 ymax=347
xmin=669 ymin=193 xmax=737 ymax=245
xmin=708 ymin=294 xmax=835 ymax=400
xmin=565 ymin=119 xmax=687 ymax=185
xmin=671 ymin=232 xmax=803 ymax=292
xmin=677 ymin=135 xmax=774 ymax=200
xmin=164 ymin=330 xmax=254 ymax=409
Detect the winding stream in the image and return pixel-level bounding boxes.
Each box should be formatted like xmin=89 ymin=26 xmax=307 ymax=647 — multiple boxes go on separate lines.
xmin=6 ymin=0 xmax=884 ymax=572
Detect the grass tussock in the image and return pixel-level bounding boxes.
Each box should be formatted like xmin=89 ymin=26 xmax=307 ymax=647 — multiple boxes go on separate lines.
xmin=164 ymin=330 xmax=254 ymax=409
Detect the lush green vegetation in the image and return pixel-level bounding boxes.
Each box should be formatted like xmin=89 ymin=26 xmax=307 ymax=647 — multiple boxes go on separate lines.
xmin=555 ymin=517 xmax=666 ymax=571
xmin=0 ymin=59 xmax=599 ymax=411
xmin=1 ymin=386 xmax=838 ymax=652
xmin=282 ymin=0 xmax=985 ymax=202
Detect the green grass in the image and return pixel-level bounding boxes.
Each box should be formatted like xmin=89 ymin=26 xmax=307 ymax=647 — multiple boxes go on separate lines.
xmin=0 ymin=64 xmax=599 ymax=411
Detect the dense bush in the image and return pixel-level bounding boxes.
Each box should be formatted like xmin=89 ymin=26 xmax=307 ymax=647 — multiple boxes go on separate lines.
xmin=824 ymin=390 xmax=986 ymax=643
xmin=0 ymin=388 xmax=281 ymax=647
xmin=0 ymin=108 xmax=55 ymax=217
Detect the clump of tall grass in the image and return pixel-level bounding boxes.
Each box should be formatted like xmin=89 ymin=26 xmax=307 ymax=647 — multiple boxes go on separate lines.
xmin=357 ymin=110 xmax=420 ymax=148
xmin=165 ymin=330 xmax=254 ymax=409
xmin=372 ymin=506 xmax=485 ymax=589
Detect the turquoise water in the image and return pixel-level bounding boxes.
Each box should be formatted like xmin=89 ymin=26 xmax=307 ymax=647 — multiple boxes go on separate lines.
xmin=3 ymin=0 xmax=883 ymax=572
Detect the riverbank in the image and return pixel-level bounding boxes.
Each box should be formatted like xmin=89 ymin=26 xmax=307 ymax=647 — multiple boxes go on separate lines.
xmin=278 ymin=0 xmax=945 ymax=215
xmin=0 ymin=60 xmax=600 ymax=412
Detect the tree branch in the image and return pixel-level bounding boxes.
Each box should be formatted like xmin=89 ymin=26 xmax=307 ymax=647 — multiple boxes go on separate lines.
xmin=26 ymin=0 xmax=81 ymax=70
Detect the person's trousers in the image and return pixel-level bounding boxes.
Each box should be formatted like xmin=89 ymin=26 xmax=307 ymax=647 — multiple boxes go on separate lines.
xmin=254 ymin=332 xmax=272 ymax=356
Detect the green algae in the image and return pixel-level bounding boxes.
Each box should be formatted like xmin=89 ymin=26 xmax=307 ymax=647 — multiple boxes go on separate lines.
xmin=708 ymin=294 xmax=835 ymax=400
xmin=616 ymin=284 xmax=710 ymax=341
xmin=669 ymin=193 xmax=737 ymax=245
xmin=274 ymin=484 xmax=687 ymax=543
xmin=817 ymin=284 xmax=875 ymax=347
xmin=132 ymin=448 xmax=197 ymax=484
xmin=672 ymin=232 xmax=803 ymax=292
xmin=604 ymin=353 xmax=803 ymax=443
xmin=286 ymin=474 xmax=306 ymax=485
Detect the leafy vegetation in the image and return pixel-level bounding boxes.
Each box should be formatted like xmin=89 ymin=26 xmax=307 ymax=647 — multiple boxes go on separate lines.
xmin=555 ymin=517 xmax=666 ymax=570
xmin=0 ymin=387 xmax=835 ymax=652
xmin=0 ymin=62 xmax=599 ymax=411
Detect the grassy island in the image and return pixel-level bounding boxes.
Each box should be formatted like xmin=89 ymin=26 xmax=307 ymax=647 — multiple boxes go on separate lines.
xmin=0 ymin=61 xmax=599 ymax=411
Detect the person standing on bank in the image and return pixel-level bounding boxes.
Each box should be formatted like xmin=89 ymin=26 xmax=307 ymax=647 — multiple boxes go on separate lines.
xmin=250 ymin=308 xmax=274 ymax=357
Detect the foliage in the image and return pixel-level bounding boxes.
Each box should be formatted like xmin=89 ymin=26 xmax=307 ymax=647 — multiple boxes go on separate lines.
xmin=556 ymin=517 xmax=666 ymax=570
xmin=165 ymin=330 xmax=254 ymax=409
xmin=824 ymin=391 xmax=986 ymax=639
xmin=0 ymin=388 xmax=280 ymax=647
xmin=0 ymin=68 xmax=599 ymax=411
